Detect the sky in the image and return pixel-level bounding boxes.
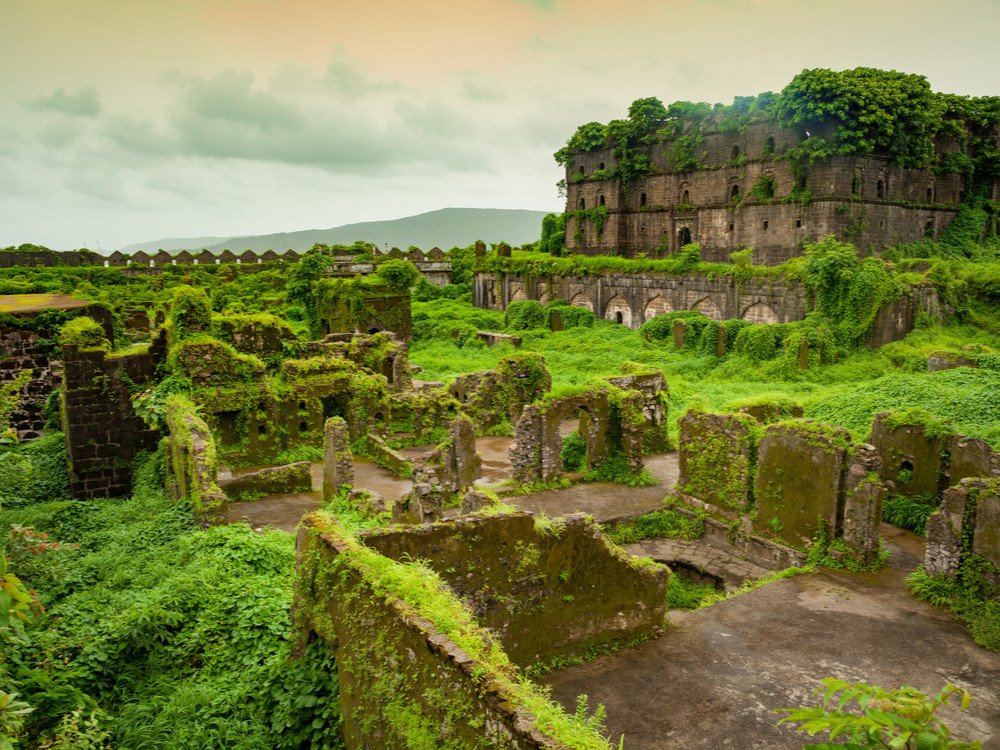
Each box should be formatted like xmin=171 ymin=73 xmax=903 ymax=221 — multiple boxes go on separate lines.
xmin=2 ymin=0 xmax=1000 ymax=251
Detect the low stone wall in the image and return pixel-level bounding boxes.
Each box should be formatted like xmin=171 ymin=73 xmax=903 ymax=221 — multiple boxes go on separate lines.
xmin=293 ymin=514 xmax=615 ymax=750
xmin=219 ymin=461 xmax=312 ymax=501
xmin=366 ymin=435 xmax=412 ymax=477
xmin=359 ymin=512 xmax=669 ymax=667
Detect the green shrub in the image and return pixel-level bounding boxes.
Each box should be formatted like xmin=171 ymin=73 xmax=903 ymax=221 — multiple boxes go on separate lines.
xmin=57 ymin=317 xmax=108 ymax=350
xmin=505 ymin=299 xmax=546 ymax=331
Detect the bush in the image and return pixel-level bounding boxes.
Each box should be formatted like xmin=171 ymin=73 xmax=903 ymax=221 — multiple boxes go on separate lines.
xmin=505 ymin=299 xmax=546 ymax=331
xmin=375 ymin=259 xmax=419 ymax=289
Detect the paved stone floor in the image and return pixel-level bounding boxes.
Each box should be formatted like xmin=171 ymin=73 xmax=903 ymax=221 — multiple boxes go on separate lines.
xmin=541 ymin=524 xmax=1000 ymax=749
xmin=624 ymin=538 xmax=773 ymax=591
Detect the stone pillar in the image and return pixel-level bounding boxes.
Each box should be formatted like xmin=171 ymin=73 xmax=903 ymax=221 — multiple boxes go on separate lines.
xmin=798 ymin=339 xmax=809 ymax=369
xmin=841 ymin=445 xmax=885 ymax=566
xmin=716 ymin=324 xmax=727 ymax=358
xmin=447 ymin=416 xmax=482 ymax=493
xmin=925 ymin=483 xmax=968 ymax=577
xmin=672 ymin=319 xmax=685 ymax=349
xmin=323 ymin=416 xmax=354 ymax=502
xmin=474 ymin=240 xmax=486 ymax=258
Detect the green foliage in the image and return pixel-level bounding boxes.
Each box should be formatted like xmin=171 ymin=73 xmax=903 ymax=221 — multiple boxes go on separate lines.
xmin=375 ymin=259 xmax=419 ymax=289
xmin=907 ymin=566 xmax=1000 ymax=652
xmin=57 ymin=317 xmax=109 ymax=351
xmin=734 ymin=324 xmax=780 ymax=362
xmin=748 ymin=175 xmax=776 ymax=202
xmin=504 ymin=299 xmax=546 ymax=331
xmin=882 ymin=493 xmax=938 ymax=535
xmin=581 ymin=453 xmax=655 ymax=487
xmin=560 ymin=430 xmax=587 ymax=472
xmin=539 ymin=213 xmax=568 ymax=256
xmin=166 ymin=285 xmax=213 ymax=343
xmin=604 ymin=507 xmax=704 ymax=545
xmin=546 ymin=300 xmax=595 ymax=330
xmin=0 ymin=434 xmax=71 ymax=510
xmin=882 ymin=408 xmax=957 ymax=439
xmin=777 ymin=677 xmax=982 ymax=749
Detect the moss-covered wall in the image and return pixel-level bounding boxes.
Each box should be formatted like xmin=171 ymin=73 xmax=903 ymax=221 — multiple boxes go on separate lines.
xmin=293 ymin=514 xmax=616 ymax=750
xmin=360 ymin=512 xmax=669 ymax=667
xmin=867 ymin=411 xmax=948 ymax=497
xmin=753 ymin=421 xmax=853 ymax=548
xmin=677 ymin=410 xmax=758 ymax=514
xmin=163 ymin=393 xmax=228 ymax=526
xmin=926 ymin=478 xmax=1000 ymax=596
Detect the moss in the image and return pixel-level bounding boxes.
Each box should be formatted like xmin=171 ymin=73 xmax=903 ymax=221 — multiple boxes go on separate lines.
xmin=57 ymin=316 xmax=109 ymax=350
xmin=883 ymin=408 xmax=957 ymax=440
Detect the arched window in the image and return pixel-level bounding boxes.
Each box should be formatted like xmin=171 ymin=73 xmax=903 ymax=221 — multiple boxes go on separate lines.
xmin=679 ymin=227 xmax=692 ymax=246
xmin=599 ymin=194 xmax=605 ymax=207
xmin=598 ymin=162 xmax=605 ymax=170
xmin=730 ymin=184 xmax=740 ymax=201
xmin=682 ymin=189 xmax=690 ymax=204
xmin=927 ymin=187 xmax=934 ymax=203
xmin=579 ymin=166 xmax=585 ymax=175
xmin=925 ymin=220 xmax=935 ymax=237
xmin=639 ymin=192 xmax=647 ymax=207
xmin=764 ymin=136 xmax=775 ymax=156
xmin=877 ymin=180 xmax=885 ymax=199
xmin=731 ymin=145 xmax=740 ymax=160
xmin=579 ymin=197 xmax=585 ymax=210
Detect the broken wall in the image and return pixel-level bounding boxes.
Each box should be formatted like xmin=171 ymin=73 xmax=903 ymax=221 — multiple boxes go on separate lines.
xmin=358 ymin=512 xmax=669 ymax=667
xmin=926 ymin=478 xmax=1000 ymax=597
xmin=293 ymin=515 xmax=614 ymax=750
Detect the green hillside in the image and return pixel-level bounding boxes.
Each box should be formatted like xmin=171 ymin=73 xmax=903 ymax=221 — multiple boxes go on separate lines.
xmin=121 ymin=208 xmax=553 ymax=254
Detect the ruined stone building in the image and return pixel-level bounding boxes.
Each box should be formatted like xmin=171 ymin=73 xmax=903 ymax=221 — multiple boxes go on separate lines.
xmin=562 ymin=117 xmax=1000 ymax=265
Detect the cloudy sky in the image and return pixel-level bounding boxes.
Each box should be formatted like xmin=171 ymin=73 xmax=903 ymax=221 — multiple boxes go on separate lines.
xmin=2 ymin=0 xmax=999 ymax=250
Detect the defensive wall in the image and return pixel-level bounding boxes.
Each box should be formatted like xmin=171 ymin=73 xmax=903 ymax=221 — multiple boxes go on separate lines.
xmin=473 ymin=270 xmax=944 ymax=346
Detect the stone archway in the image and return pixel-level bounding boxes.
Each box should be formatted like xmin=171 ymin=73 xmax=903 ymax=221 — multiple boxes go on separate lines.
xmin=538 ymin=291 xmax=550 ymax=308
xmin=604 ymin=296 xmax=632 ymax=327
xmin=570 ymin=292 xmax=593 ymax=311
xmin=509 ymin=285 xmax=527 ymax=303
xmin=644 ymin=295 xmax=673 ymax=322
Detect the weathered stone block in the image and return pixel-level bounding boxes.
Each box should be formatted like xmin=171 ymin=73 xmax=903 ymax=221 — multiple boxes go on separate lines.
xmin=753 ymin=421 xmax=852 ymax=548
xmin=868 ymin=412 xmax=947 ymax=498
xmin=677 ymin=410 xmax=757 ymax=513
xmin=949 ymin=435 xmax=1000 ymax=486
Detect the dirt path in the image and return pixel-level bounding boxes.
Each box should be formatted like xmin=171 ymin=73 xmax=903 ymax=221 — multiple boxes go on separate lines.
xmin=540 ymin=524 xmax=1000 ymax=748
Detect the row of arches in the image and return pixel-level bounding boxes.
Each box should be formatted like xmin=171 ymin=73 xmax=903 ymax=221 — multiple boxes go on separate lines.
xmin=559 ymin=292 xmax=780 ymax=327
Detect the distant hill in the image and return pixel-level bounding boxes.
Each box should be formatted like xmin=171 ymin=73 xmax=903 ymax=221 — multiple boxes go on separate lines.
xmin=119 ymin=208 xmax=553 ymax=254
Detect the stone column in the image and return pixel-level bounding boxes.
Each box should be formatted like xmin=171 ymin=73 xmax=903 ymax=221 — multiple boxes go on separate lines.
xmin=323 ymin=416 xmax=354 ymax=502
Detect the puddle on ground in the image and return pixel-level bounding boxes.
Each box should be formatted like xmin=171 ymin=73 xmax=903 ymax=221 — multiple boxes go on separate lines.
xmin=223 ymin=437 xmax=516 ymax=533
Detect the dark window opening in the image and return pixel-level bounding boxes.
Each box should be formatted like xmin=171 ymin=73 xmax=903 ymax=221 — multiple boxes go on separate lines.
xmin=925 ymin=220 xmax=935 ymax=237
xmin=795 ymin=219 xmax=802 ymax=228
xmin=579 ymin=197 xmax=585 ymax=210
xmin=298 ymin=401 xmax=306 ymax=411
xmin=367 ymin=327 xmax=380 ymax=335
xmin=639 ymin=225 xmax=645 ymax=233
xmin=615 ymin=311 xmax=623 ymax=324
xmin=599 ymin=194 xmax=605 ymax=207
xmin=639 ymin=192 xmax=647 ymax=207
xmin=959 ymin=190 xmax=965 ymax=202
xmin=880 ymin=219 xmax=886 ymax=229
xmin=598 ymin=162 xmax=605 ymax=170
xmin=877 ymin=180 xmax=885 ymax=199
xmin=299 ymin=421 xmax=308 ymax=433
xmin=852 ymin=177 xmax=860 ymax=196
xmin=731 ymin=145 xmax=740 ymax=160
xmin=257 ymin=424 xmax=267 ymax=437
xmin=727 ymin=223 xmax=734 ymax=232
xmin=321 ymin=395 xmax=350 ymax=421
xmin=764 ymin=136 xmax=775 ymax=156
xmin=579 ymin=166 xmax=584 ymax=175
xmin=763 ymin=220 xmax=769 ymax=230
xmin=798 ymin=176 xmax=808 ymax=190
xmin=927 ymin=188 xmax=934 ymax=203
xmin=679 ymin=227 xmax=692 ymax=246
xmin=730 ymin=184 xmax=740 ymax=201
xmin=682 ymin=189 xmax=690 ymax=204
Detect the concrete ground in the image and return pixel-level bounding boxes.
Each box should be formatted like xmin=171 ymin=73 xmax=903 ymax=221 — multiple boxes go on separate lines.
xmin=541 ymin=524 xmax=1000 ymax=748
xmin=511 ymin=453 xmax=678 ymax=522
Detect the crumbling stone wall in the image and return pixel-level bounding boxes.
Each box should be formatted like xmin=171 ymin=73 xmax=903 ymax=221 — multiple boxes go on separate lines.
xmin=677 ymin=410 xmax=757 ymax=514
xmin=219 ymin=462 xmax=312 ymax=501
xmin=867 ymin=412 xmax=1000 ymax=497
xmin=510 ymin=389 xmax=610 ymax=484
xmin=926 ymin=478 xmax=1000 ymax=597
xmin=0 ymin=299 xmax=116 ymax=439
xmin=293 ymin=515 xmax=612 ymax=750
xmin=677 ymin=411 xmax=885 ymax=565
xmin=62 ymin=337 xmax=164 ymax=500
xmin=359 ymin=512 xmax=669 ymax=666
xmin=606 ymin=369 xmax=670 ymax=454
xmin=449 ymin=352 xmax=551 ymax=432
xmin=163 ymin=395 xmax=228 ymax=526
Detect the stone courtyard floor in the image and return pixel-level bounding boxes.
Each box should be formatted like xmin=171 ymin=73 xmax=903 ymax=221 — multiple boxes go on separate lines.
xmin=540 ymin=523 xmax=1000 ymax=748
